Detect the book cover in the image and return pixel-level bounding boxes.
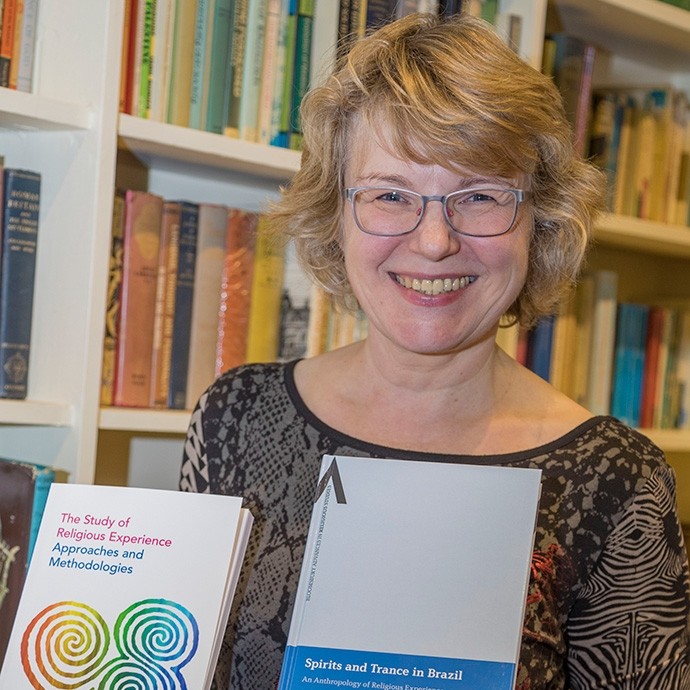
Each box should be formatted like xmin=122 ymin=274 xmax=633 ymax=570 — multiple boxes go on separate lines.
xmin=137 ymin=0 xmax=157 ymax=118
xmin=112 ymin=190 xmax=164 ymax=408
xmin=100 ymin=191 xmax=126 ymax=407
xmin=0 ymin=168 xmax=41 ymax=400
xmin=14 ymin=0 xmax=36 ymax=92
xmin=167 ymin=201 xmax=199 ymax=410
xmin=149 ymin=200 xmax=181 ymax=407
xmin=147 ymin=0 xmax=175 ymax=121
xmin=120 ymin=0 xmax=138 ymax=114
xmin=185 ymin=203 xmax=228 ymax=409
xmin=0 ymin=483 xmax=252 ymax=690
xmin=188 ymin=0 xmax=212 ymax=130
xmin=288 ymin=0 xmax=314 ymax=150
xmin=270 ymin=0 xmax=297 ymax=148
xmin=278 ymin=455 xmax=542 ymax=690
xmin=0 ymin=458 xmax=55 ymax=669
xmin=245 ymin=215 xmax=285 ymax=363
xmin=215 ymin=208 xmax=258 ymax=375
xmin=257 ymin=0 xmax=283 ymax=144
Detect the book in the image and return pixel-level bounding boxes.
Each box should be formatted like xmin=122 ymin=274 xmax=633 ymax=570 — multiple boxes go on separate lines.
xmin=185 ymin=203 xmax=228 ymax=409
xmin=120 ymin=0 xmax=139 ymax=113
xmin=525 ymin=314 xmax=555 ymax=382
xmin=277 ymin=240 xmax=311 ymax=361
xmin=166 ymin=0 xmax=198 ymax=126
xmin=245 ymin=215 xmax=285 ymax=363
xmin=149 ymin=200 xmax=181 ymax=407
xmin=223 ymin=0 xmax=249 ymax=138
xmin=168 ymin=201 xmax=199 ymax=409
xmin=188 ymin=0 xmax=212 ymax=130
xmin=278 ymin=455 xmax=542 ymax=690
xmin=13 ymin=0 xmax=36 ymax=92
xmin=0 ymin=483 xmax=253 ymax=690
xmin=0 ymin=168 xmax=41 ymax=400
xmin=0 ymin=458 xmax=55 ymax=669
xmin=238 ymin=0 xmax=268 ymax=141
xmin=0 ymin=0 xmax=17 ymax=87
xmin=215 ymin=208 xmax=258 ymax=375
xmin=136 ymin=0 xmax=157 ymax=118
xmin=270 ymin=0 xmax=297 ymax=147
xmin=288 ymin=0 xmax=314 ymax=150
xmin=584 ymin=270 xmax=619 ymax=416
xmin=100 ymin=191 xmax=126 ymax=407
xmin=257 ymin=0 xmax=283 ymax=144
xmin=147 ymin=0 xmax=175 ymax=121
xmin=112 ymin=190 xmax=164 ymax=408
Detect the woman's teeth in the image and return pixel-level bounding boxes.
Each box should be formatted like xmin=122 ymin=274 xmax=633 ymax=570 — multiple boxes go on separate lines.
xmin=394 ymin=274 xmax=475 ymax=295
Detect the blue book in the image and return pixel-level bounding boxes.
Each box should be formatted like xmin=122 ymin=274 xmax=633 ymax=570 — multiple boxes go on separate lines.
xmin=168 ymin=201 xmax=199 ymax=409
xmin=526 ymin=314 xmax=555 ymax=382
xmin=0 ymin=168 xmax=41 ymax=399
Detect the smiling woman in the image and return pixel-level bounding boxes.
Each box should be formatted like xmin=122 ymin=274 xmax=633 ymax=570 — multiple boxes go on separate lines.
xmin=179 ymin=12 xmax=690 ymax=690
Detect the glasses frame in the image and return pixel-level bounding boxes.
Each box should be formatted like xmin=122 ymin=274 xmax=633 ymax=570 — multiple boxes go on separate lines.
xmin=345 ymin=186 xmax=530 ymax=238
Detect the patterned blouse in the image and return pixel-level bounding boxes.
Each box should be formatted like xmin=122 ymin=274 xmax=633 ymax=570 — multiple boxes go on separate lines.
xmin=179 ymin=361 xmax=690 ymax=690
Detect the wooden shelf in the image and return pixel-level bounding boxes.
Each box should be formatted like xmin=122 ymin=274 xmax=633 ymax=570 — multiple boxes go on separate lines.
xmin=99 ymin=407 xmax=191 ymax=434
xmin=594 ymin=214 xmax=690 ymax=258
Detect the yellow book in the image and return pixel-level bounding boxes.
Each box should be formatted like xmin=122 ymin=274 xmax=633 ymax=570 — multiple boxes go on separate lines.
xmin=246 ymin=218 xmax=286 ymax=363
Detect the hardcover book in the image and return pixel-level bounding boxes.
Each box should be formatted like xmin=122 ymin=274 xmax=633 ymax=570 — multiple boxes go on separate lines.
xmin=0 ymin=167 xmax=41 ymax=399
xmin=278 ymin=455 xmax=542 ymax=690
xmin=0 ymin=484 xmax=253 ymax=690
xmin=0 ymin=458 xmax=55 ymax=669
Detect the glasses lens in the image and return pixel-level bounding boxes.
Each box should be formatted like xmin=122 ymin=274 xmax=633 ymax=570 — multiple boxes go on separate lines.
xmin=445 ymin=188 xmax=518 ymax=236
xmin=352 ymin=187 xmax=422 ymax=236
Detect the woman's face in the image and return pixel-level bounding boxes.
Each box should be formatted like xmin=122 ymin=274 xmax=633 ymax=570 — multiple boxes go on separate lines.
xmin=342 ymin=126 xmax=533 ymax=356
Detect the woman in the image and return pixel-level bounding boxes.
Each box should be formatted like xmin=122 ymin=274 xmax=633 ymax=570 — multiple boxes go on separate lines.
xmin=180 ymin=13 xmax=690 ymax=690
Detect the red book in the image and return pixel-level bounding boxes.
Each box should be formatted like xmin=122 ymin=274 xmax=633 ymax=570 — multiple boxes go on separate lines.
xmin=640 ymin=306 xmax=666 ymax=428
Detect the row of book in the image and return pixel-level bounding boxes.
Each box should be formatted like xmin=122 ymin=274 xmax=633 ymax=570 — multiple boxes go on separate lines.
xmin=0 ymin=166 xmax=41 ymax=400
xmin=101 ymin=189 xmax=319 ymax=411
xmin=544 ymin=32 xmax=690 ymax=227
xmin=503 ymin=269 xmax=690 ymax=430
xmin=0 ymin=0 xmax=38 ymax=91
xmin=119 ymin=0 xmax=316 ymax=149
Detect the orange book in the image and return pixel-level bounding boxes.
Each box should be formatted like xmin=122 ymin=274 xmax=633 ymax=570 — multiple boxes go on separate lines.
xmin=150 ymin=200 xmax=181 ymax=407
xmin=112 ymin=190 xmax=163 ymax=407
xmin=0 ymin=0 xmax=18 ymax=87
xmin=215 ymin=208 xmax=258 ymax=375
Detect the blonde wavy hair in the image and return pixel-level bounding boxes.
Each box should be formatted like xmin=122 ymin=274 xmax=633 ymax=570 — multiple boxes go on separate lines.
xmin=267 ymin=12 xmax=606 ymax=327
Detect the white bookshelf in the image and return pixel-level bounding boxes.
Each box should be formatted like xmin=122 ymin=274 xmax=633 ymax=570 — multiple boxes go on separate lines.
xmin=1 ymin=0 xmax=689 ymax=491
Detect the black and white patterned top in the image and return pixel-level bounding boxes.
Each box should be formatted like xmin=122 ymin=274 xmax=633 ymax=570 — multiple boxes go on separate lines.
xmin=179 ymin=361 xmax=690 ymax=690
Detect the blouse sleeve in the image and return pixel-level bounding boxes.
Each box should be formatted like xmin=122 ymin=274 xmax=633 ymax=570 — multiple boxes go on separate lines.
xmin=179 ymin=390 xmax=211 ymax=494
xmin=566 ymin=463 xmax=690 ymax=689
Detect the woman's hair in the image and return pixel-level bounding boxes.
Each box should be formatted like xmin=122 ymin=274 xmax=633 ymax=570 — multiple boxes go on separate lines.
xmin=267 ymin=12 xmax=606 ymax=327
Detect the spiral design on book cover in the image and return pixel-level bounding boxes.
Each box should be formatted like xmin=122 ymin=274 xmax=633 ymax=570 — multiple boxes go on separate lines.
xmin=20 ymin=599 xmax=199 ymax=689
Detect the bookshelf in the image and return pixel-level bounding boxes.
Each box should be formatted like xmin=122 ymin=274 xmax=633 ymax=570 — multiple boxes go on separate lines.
xmin=0 ymin=0 xmax=687 ymax=519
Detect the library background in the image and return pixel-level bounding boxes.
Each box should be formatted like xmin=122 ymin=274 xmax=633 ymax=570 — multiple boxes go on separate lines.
xmin=0 ymin=0 xmax=688 ymax=555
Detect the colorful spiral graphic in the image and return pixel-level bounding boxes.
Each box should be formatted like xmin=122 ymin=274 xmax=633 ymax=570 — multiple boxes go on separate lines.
xmin=20 ymin=599 xmax=199 ymax=690
xmin=21 ymin=601 xmax=109 ymax=688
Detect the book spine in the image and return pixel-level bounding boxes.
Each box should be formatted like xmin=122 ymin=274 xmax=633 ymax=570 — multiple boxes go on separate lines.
xmin=150 ymin=200 xmax=181 ymax=407
xmin=0 ymin=0 xmax=17 ymax=87
xmin=204 ymin=0 xmax=234 ymax=134
xmin=120 ymin=0 xmax=138 ymax=114
xmin=166 ymin=0 xmax=198 ymax=125
xmin=100 ymin=191 xmax=126 ymax=407
xmin=7 ymin=0 xmax=23 ymax=89
xmin=113 ymin=190 xmax=163 ymax=408
xmin=224 ymin=0 xmax=248 ymax=137
xmin=288 ymin=0 xmax=314 ymax=150
xmin=168 ymin=202 xmax=199 ymax=409
xmin=245 ymin=216 xmax=285 ymax=363
xmin=215 ymin=209 xmax=258 ymax=374
xmin=14 ymin=0 xmax=36 ymax=92
xmin=0 ymin=168 xmax=41 ymax=399
xmin=257 ymin=0 xmax=282 ymax=144
xmin=185 ymin=203 xmax=228 ymax=409
xmin=27 ymin=466 xmax=55 ymax=563
xmin=189 ymin=0 xmax=211 ymax=130
xmin=238 ymin=0 xmax=268 ymax=142
xmin=148 ymin=0 xmax=174 ymax=121
xmin=138 ymin=0 xmax=157 ymax=118
xmin=270 ymin=0 xmax=296 ymax=147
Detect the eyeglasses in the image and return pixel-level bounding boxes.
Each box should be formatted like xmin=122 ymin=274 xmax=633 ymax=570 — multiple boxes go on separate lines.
xmin=345 ymin=186 xmax=529 ymax=237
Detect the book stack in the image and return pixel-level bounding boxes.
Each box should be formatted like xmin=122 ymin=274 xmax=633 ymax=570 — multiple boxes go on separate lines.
xmin=102 ymin=189 xmax=354 ymax=412
xmin=0 ymin=166 xmax=41 ymax=400
xmin=120 ymin=0 xmax=316 ymax=149
xmin=507 ymin=271 xmax=690 ymax=430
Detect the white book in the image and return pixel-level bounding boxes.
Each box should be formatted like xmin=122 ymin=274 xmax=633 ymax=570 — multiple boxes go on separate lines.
xmin=278 ymin=455 xmax=542 ymax=690
xmin=0 ymin=484 xmax=252 ymax=690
